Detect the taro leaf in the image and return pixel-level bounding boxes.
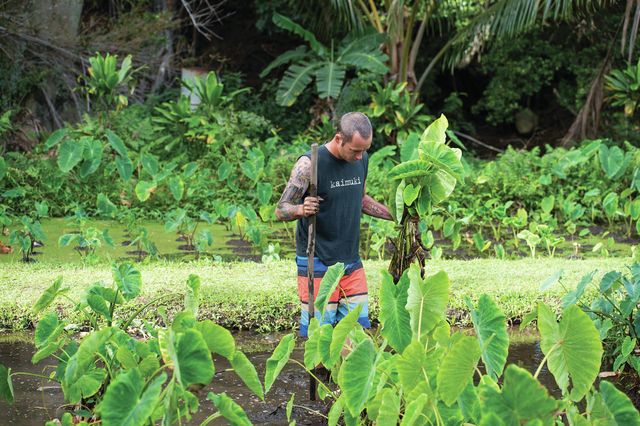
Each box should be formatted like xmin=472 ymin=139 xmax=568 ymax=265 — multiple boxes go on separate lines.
xmin=437 ymin=334 xmax=481 ymax=406
xmin=401 ymin=132 xmax=421 ymax=162
xmin=479 ymin=364 xmax=558 ymax=425
xmin=183 ymin=162 xmax=198 ymax=177
xmin=378 ymin=270 xmax=411 ymax=354
xmin=599 ymin=145 xmax=624 ymax=178
xmin=240 ymin=161 xmax=258 ymax=181
xmin=58 ymin=139 xmax=85 ymax=173
xmin=43 ymin=128 xmax=67 ymax=150
xmin=541 ymin=196 xmax=555 ymax=214
xmin=101 ymin=369 xmax=165 ymax=426
xmin=0 ymin=157 xmax=5 ymax=181
xmin=116 ymin=346 xmax=138 ymax=370
xmin=35 ymin=200 xmax=49 ymax=217
xmin=218 ymin=161 xmax=232 ymax=181
xmin=169 ymin=176 xmax=184 ymax=201
xmin=418 ymin=140 xmax=464 ymax=183
xmin=230 ymin=350 xmax=264 ymax=400
xmin=87 ymin=295 xmax=111 ymax=320
xmin=112 ymin=262 xmax=142 ymax=302
xmin=600 ymin=271 xmax=622 ymax=294
xmin=600 ymin=380 xmax=640 ymax=425
xmin=415 ymin=188 xmax=432 ymax=217
xmin=465 ymin=294 xmax=508 ymax=380
xmin=603 ymin=193 xmax=619 ymax=217
xmin=376 ymin=388 xmax=401 ymax=425
xmin=257 ymin=182 xmax=272 ymax=206
xmin=115 ymin=156 xmax=133 ymax=182
xmin=34 ymin=312 xmax=65 ymax=348
xmin=428 ymin=169 xmax=457 ymax=204
xmin=443 ymin=217 xmax=455 ymax=238
xmin=540 ymin=268 xmax=563 ymax=291
xmin=184 ymin=274 xmax=200 ymax=317
xmin=339 ymin=338 xmax=378 ymax=417
xmin=317 ymin=324 xmax=335 ymax=367
xmin=397 ymin=341 xmax=444 ymax=395
xmin=388 ymin=160 xmax=433 ymax=180
xmin=140 ymin=153 xmax=159 ymax=178
xmin=106 ymin=129 xmax=128 ymax=158
xmin=538 ymin=303 xmax=602 ymax=400
xmin=134 ymin=181 xmax=156 ymax=202
xmin=79 ymin=138 xmax=103 ymax=178
xmin=458 ymin=381 xmax=480 ymax=423
xmin=562 ymin=271 xmax=596 ymax=310
xmin=403 ymin=183 xmax=420 ymax=206
xmin=102 ymin=228 xmax=115 ymax=249
xmin=172 ymin=329 xmax=215 ymax=388
xmin=264 ymin=334 xmax=296 ymax=394
xmin=624 ymin=276 xmax=640 ymax=303
xmin=304 ymin=325 xmax=322 ymax=370
xmin=401 ymin=393 xmax=430 ymax=426
xmin=208 ymin=392 xmax=252 ymax=426
xmin=32 ymin=276 xmax=69 ymax=313
xmin=0 ymin=366 xmax=14 ymax=404
xmin=137 ymin=356 xmax=159 ymax=378
xmin=314 ymin=263 xmax=345 ymax=319
xmin=32 ymin=339 xmax=64 ymax=364
xmin=18 ymin=235 xmax=31 ymax=252
xmin=405 ymin=266 xmax=450 ymax=345
xmin=394 ymin=180 xmax=406 ymax=223
xmin=97 ymin=193 xmax=117 ymax=217
xmin=64 ymin=328 xmax=112 ymax=403
xmin=329 ymin=304 xmax=364 ymax=363
xmin=199 ymin=210 xmax=213 ymax=224
xmin=2 ymin=189 xmax=25 ymax=198
xmin=420 ymin=114 xmax=448 ymax=145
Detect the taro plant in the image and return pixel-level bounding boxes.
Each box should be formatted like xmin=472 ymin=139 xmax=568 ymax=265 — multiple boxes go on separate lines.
xmin=537 ymin=224 xmax=564 ymax=258
xmin=0 ymin=264 xmax=268 ymax=425
xmin=541 ymin=263 xmax=640 ymax=385
xmin=59 ymin=208 xmax=115 ymax=264
xmin=503 ymin=208 xmax=528 ymax=249
xmin=517 ymin=229 xmax=541 ymax=258
xmin=9 ymin=214 xmax=47 ymax=263
xmin=250 ymin=261 xmax=638 ymax=426
xmin=387 ymin=114 xmax=464 ymax=282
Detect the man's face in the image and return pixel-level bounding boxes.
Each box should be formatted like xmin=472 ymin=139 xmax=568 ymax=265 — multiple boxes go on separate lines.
xmin=337 ymin=132 xmax=372 ymax=162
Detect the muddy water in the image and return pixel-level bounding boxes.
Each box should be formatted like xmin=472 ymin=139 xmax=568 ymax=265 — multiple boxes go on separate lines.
xmin=0 ymin=330 xmax=555 ymax=425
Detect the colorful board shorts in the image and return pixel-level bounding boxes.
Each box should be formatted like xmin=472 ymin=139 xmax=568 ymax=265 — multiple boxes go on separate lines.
xmin=296 ymin=256 xmax=371 ymax=337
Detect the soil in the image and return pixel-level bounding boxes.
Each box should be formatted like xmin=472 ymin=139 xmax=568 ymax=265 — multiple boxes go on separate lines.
xmin=121 ymin=240 xmax=132 ymax=245
xmin=74 ymin=246 xmax=89 ymax=252
xmin=176 ymin=235 xmax=187 ymax=242
xmin=226 ymin=239 xmax=252 ymax=247
xmin=126 ymin=250 xmax=149 ymax=256
xmin=177 ymin=245 xmax=196 ymax=251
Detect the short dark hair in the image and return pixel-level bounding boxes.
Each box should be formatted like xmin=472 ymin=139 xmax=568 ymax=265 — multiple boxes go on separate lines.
xmin=337 ymin=112 xmax=372 ymax=146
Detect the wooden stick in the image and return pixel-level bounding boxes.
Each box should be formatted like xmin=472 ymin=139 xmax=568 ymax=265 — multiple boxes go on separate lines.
xmin=307 ymin=142 xmax=318 ymax=401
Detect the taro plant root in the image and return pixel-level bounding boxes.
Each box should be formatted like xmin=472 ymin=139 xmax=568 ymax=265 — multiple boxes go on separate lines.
xmin=387 ymin=114 xmax=464 ymax=282
xmin=0 ymin=263 xmax=267 ymax=425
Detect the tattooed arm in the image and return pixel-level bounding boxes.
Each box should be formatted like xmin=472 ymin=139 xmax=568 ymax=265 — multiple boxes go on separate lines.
xmin=362 ymin=185 xmax=393 ymax=221
xmin=275 ymin=156 xmax=320 ymax=221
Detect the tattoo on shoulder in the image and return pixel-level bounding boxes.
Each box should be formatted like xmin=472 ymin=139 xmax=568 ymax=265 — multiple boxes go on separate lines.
xmin=275 ymin=157 xmax=311 ymax=221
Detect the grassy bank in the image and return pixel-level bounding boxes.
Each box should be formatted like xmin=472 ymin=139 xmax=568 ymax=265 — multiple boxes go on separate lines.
xmin=0 ymin=258 xmax=630 ymax=332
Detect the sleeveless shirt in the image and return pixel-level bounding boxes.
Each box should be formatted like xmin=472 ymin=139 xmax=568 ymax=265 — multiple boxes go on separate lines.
xmin=295 ymin=144 xmax=369 ymax=266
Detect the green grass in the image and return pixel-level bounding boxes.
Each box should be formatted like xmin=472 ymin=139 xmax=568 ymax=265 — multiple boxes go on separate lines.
xmin=0 ymin=257 xmax=630 ymax=333
xmin=0 ymin=218 xmax=297 ymax=264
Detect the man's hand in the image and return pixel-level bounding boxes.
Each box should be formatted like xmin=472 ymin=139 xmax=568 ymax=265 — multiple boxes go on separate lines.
xmin=302 ymin=196 xmax=324 ymax=217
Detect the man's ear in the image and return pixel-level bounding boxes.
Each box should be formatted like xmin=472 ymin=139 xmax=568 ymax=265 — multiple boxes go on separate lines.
xmin=334 ymin=133 xmax=342 ymax=145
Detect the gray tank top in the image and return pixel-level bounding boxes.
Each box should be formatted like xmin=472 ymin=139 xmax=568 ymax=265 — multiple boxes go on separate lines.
xmin=296 ymin=144 xmax=368 ymax=266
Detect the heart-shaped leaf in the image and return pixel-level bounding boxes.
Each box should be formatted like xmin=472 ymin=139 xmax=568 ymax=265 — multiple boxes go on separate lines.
xmin=437 ymin=334 xmax=481 ymax=406
xmin=101 ymin=369 xmax=166 ymax=426
xmin=264 ymin=334 xmax=296 ymax=394
xmin=465 ymin=294 xmax=508 ymax=380
xmin=378 ymin=270 xmax=411 ymax=354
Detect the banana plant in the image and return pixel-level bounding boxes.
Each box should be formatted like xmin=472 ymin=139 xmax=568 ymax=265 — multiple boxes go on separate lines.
xmin=260 ymin=13 xmax=388 ymax=107
xmin=387 ymin=114 xmax=464 ymax=282
xmin=75 ymin=52 xmax=140 ymax=117
xmin=604 ymin=57 xmax=640 ymax=116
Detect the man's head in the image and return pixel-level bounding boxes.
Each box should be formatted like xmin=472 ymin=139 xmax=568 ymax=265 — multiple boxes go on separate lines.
xmin=334 ymin=112 xmax=372 ymax=162
xmin=337 ymin=112 xmax=372 ymax=146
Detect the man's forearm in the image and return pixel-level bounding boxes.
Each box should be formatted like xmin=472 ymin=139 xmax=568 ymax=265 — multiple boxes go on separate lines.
xmin=362 ymin=195 xmax=393 ymax=220
xmin=275 ymin=202 xmax=303 ymax=221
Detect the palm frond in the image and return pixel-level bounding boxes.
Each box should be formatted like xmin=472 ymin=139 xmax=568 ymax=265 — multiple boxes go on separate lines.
xmin=445 ymin=0 xmax=605 ymax=69
xmin=339 ymin=27 xmax=386 ymax=55
xmin=315 ymin=62 xmax=346 ymax=99
xmin=340 ymin=51 xmax=389 ymax=74
xmin=260 ymin=45 xmax=310 ymax=78
xmin=273 ymin=13 xmax=327 ymax=55
xmin=277 ymin=62 xmax=320 ymax=106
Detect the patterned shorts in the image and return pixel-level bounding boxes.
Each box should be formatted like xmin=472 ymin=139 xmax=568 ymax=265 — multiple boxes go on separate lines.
xmin=296 ymin=256 xmax=370 ymax=337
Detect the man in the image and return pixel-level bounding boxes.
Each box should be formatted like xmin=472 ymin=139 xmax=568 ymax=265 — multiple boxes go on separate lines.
xmin=275 ymin=112 xmax=393 ymax=337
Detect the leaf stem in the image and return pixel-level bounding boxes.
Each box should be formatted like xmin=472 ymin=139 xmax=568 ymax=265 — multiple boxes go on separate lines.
xmin=534 ymin=341 xmax=561 ymax=379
